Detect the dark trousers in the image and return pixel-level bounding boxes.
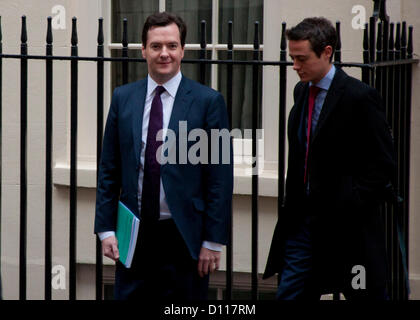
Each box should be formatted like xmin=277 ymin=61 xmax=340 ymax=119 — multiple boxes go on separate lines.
xmin=276 ymin=216 xmax=389 ymax=301
xmin=114 ymin=219 xmax=209 ymax=300
xmin=276 ymin=216 xmax=320 ymax=300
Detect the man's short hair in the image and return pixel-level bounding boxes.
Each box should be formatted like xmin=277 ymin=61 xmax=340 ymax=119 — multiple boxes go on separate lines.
xmin=286 ymin=17 xmax=337 ymax=62
xmin=142 ymin=12 xmax=187 ymax=48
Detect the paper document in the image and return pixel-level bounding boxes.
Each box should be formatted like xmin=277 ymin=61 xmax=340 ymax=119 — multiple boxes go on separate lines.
xmin=116 ymin=201 xmax=140 ymax=268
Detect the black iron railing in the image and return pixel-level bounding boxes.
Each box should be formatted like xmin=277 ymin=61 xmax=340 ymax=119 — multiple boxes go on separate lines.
xmin=0 ymin=7 xmax=417 ymax=301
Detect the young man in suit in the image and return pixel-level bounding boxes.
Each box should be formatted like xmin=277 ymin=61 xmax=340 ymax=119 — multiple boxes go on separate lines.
xmin=264 ymin=17 xmax=396 ymax=300
xmin=94 ymin=12 xmax=233 ymax=300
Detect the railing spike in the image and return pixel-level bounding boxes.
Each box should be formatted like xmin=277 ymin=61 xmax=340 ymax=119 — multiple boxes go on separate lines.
xmin=71 ymin=17 xmax=78 ymax=46
xmin=401 ymin=21 xmax=407 ymax=48
xmin=254 ymin=21 xmax=259 ymax=49
xmin=200 ymin=20 xmax=206 ymax=50
xmin=389 ymin=22 xmax=395 ymax=51
xmin=407 ymin=26 xmax=413 ymax=59
xmin=369 ymin=16 xmax=376 ymax=63
xmin=122 ymin=18 xmax=128 ymax=48
xmin=396 ymin=22 xmax=401 ymax=51
xmin=46 ymin=16 xmax=53 ymax=45
xmin=97 ymin=18 xmax=104 ymax=46
xmin=377 ymin=21 xmax=383 ymax=51
xmin=382 ymin=20 xmax=389 ymax=61
xmin=335 ymin=21 xmax=342 ymax=62
xmin=363 ymin=23 xmax=369 ymax=50
xmin=281 ymin=22 xmax=287 ymax=51
xmin=21 ymin=16 xmax=27 ymax=44
xmin=228 ymin=21 xmax=233 ymax=51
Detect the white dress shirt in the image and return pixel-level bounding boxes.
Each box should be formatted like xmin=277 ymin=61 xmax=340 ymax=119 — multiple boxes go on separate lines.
xmin=99 ymin=72 xmax=222 ymax=252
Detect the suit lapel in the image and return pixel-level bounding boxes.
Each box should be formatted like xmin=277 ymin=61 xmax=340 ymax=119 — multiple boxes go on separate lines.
xmin=132 ymin=79 xmax=147 ymax=165
xmin=167 ymin=76 xmax=194 ymax=135
xmin=290 ymin=82 xmax=309 ymax=152
xmin=311 ymin=67 xmax=348 ymax=143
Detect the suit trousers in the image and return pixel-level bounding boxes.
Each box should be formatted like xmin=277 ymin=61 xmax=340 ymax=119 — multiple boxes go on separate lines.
xmin=114 ymin=219 xmax=209 ymax=300
xmin=276 ymin=215 xmax=321 ymax=300
xmin=276 ymin=214 xmax=390 ymax=301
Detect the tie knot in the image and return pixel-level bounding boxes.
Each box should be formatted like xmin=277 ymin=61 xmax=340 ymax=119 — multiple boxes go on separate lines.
xmin=309 ymin=85 xmax=321 ymax=98
xmin=155 ymin=86 xmax=165 ymax=96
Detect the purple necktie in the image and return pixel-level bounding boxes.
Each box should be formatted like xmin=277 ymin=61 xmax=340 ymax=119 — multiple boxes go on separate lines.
xmin=141 ymin=85 xmax=165 ymax=222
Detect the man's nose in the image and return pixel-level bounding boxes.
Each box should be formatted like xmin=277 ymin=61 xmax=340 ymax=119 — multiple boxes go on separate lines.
xmin=160 ymin=46 xmax=169 ymax=58
xmin=293 ymin=61 xmax=300 ymax=71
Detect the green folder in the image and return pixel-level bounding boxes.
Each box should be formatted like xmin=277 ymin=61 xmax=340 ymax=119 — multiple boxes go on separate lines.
xmin=116 ymin=201 xmax=140 ymax=268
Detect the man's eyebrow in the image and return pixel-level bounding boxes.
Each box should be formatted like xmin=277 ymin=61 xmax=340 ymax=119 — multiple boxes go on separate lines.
xmin=150 ymin=41 xmax=178 ymax=45
xmin=289 ymin=54 xmax=306 ymax=58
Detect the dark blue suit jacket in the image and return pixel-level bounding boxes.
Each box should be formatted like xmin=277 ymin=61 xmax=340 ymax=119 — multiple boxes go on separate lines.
xmin=94 ymin=75 xmax=233 ymax=260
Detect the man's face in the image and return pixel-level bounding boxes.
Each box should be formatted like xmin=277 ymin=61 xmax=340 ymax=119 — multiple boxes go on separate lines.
xmin=142 ymin=23 xmax=185 ymax=84
xmin=288 ymin=39 xmax=332 ymax=84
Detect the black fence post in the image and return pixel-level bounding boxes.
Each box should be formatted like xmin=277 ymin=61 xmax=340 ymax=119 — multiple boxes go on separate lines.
xmin=200 ymin=20 xmax=206 ymax=85
xmin=385 ymin=21 xmax=395 ymax=300
xmin=69 ymin=17 xmax=78 ymax=301
xmin=277 ymin=22 xmax=287 ymax=293
xmin=399 ymin=21 xmax=408 ymax=301
xmin=251 ymin=21 xmax=259 ymax=301
xmin=393 ymin=22 xmax=402 ymax=301
xmin=122 ymin=18 xmax=128 ymax=85
xmin=404 ymin=25 xmax=413 ymax=300
xmin=369 ymin=16 xmax=377 ymax=86
xmin=387 ymin=23 xmax=395 ymax=129
xmin=278 ymin=22 xmax=287 ymax=219
xmin=0 ymin=16 xmax=3 ymax=299
xmin=45 ymin=16 xmax=53 ymax=301
xmin=225 ymin=20 xmax=233 ymax=301
xmin=380 ymin=19 xmax=391 ymax=302
xmin=333 ymin=20 xmax=342 ymax=301
xmin=19 ymin=15 xmax=28 ymax=301
xmin=96 ymin=17 xmax=104 ymax=301
xmin=362 ymin=23 xmax=370 ymax=84
xmin=334 ymin=21 xmax=341 ymax=63
xmin=382 ymin=20 xmax=389 ymax=110
xmin=375 ymin=21 xmax=383 ymax=94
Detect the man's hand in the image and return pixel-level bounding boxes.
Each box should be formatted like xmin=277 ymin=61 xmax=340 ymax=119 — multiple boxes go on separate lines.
xmin=102 ymin=236 xmax=120 ymax=261
xmin=197 ymin=247 xmax=221 ymax=278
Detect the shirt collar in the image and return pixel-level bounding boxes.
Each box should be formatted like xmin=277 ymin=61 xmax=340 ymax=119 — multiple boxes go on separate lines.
xmin=309 ymin=64 xmax=336 ymax=91
xmin=147 ymin=71 xmax=182 ymax=98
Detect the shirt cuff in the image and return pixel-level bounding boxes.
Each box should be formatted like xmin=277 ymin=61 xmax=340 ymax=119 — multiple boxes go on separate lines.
xmin=202 ymin=241 xmax=223 ymax=252
xmin=98 ymin=231 xmax=115 ymax=241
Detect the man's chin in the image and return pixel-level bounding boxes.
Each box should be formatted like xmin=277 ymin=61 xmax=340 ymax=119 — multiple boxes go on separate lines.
xmin=151 ymin=71 xmax=176 ymax=84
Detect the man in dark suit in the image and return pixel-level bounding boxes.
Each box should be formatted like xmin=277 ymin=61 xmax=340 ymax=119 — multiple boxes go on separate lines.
xmin=264 ymin=17 xmax=396 ymax=300
xmin=94 ymin=12 xmax=233 ymax=300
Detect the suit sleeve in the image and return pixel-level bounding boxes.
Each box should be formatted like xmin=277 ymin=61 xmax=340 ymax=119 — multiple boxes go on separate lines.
xmin=94 ymin=88 xmax=122 ymax=233
xmin=354 ymin=87 xmax=397 ymax=205
xmin=202 ymin=92 xmax=233 ymax=245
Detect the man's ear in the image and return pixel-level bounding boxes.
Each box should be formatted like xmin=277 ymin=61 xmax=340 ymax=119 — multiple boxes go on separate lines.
xmin=141 ymin=45 xmax=146 ymax=59
xmin=324 ymin=45 xmax=333 ymax=60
